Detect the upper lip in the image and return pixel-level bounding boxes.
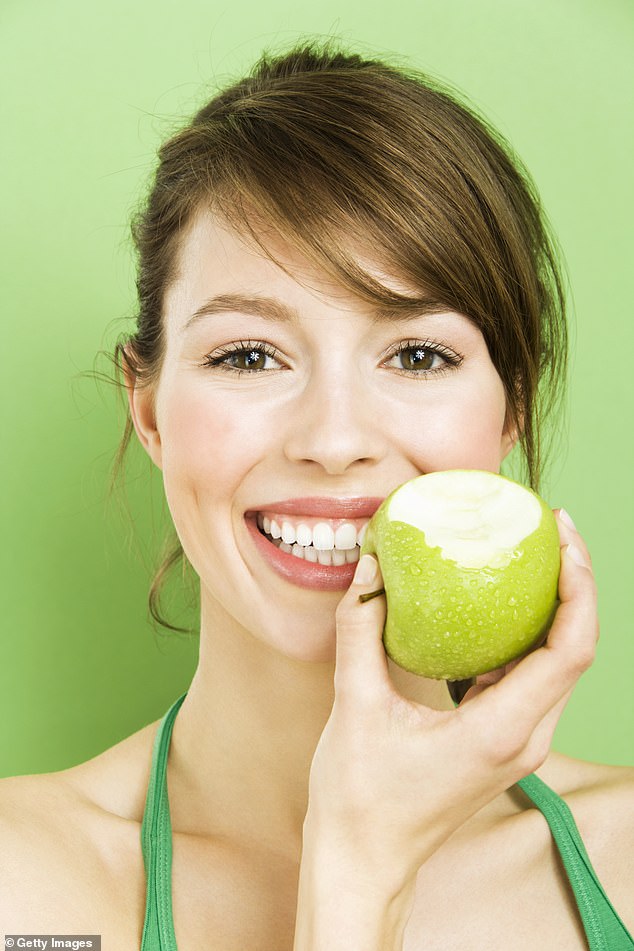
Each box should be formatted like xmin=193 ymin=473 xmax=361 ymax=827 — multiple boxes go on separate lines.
xmin=246 ymin=497 xmax=385 ymax=518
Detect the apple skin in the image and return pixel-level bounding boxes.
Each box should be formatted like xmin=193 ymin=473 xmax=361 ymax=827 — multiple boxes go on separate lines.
xmin=359 ymin=470 xmax=561 ymax=681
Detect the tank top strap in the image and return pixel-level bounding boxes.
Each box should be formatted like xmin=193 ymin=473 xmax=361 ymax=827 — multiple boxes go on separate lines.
xmin=140 ymin=692 xmax=188 ymax=951
xmin=517 ymin=772 xmax=634 ymax=950
xmin=136 ymin=699 xmax=633 ymax=950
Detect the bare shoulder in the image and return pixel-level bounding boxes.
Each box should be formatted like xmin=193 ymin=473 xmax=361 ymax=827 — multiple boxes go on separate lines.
xmin=0 ymin=718 xmax=160 ymax=930
xmin=535 ymin=751 xmax=634 ymax=930
xmin=537 ymin=749 xmax=634 ymax=816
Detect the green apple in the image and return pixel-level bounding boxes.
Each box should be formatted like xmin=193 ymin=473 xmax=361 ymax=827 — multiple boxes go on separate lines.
xmin=359 ymin=470 xmax=561 ymax=680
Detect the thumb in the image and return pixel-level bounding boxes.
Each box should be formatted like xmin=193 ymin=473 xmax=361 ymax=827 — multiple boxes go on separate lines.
xmin=334 ymin=554 xmax=390 ymax=705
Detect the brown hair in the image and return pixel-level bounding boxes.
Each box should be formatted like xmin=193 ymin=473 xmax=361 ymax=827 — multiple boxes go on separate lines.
xmin=101 ymin=38 xmax=568 ymax=636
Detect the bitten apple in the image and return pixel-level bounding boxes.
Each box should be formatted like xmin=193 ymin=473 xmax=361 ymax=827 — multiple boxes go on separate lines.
xmin=360 ymin=470 xmax=561 ymax=680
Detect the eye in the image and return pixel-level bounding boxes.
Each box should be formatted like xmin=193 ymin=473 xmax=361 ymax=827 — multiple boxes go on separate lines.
xmin=200 ymin=340 xmax=283 ymax=374
xmin=200 ymin=337 xmax=463 ymax=377
xmin=384 ymin=340 xmax=463 ymax=375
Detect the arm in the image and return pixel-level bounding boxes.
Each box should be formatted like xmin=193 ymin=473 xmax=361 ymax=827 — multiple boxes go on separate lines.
xmin=293 ymin=510 xmax=598 ymax=950
xmin=293 ymin=820 xmax=417 ymax=951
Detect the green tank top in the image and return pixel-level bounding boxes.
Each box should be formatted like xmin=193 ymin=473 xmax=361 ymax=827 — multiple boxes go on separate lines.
xmin=140 ymin=692 xmax=634 ymax=950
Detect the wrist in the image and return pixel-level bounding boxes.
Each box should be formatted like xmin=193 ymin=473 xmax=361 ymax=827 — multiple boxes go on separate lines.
xmin=293 ymin=819 xmax=418 ymax=951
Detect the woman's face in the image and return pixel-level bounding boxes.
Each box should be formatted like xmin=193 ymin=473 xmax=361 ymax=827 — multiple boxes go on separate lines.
xmin=129 ymin=209 xmax=517 ymax=662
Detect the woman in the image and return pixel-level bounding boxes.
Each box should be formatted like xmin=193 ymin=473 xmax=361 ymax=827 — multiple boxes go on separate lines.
xmin=2 ymin=40 xmax=633 ymax=950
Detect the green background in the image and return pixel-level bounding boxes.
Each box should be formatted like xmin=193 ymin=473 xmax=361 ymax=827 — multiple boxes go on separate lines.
xmin=1 ymin=0 xmax=632 ymax=776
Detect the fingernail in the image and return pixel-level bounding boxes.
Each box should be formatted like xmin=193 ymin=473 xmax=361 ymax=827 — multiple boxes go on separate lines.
xmin=559 ymin=508 xmax=576 ymax=530
xmin=564 ymin=543 xmax=587 ymax=567
xmin=353 ymin=554 xmax=379 ymax=586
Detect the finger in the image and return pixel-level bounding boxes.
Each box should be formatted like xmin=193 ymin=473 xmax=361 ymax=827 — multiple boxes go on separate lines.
xmin=459 ymin=657 xmax=520 ymax=704
xmin=555 ymin=508 xmax=592 ymax=566
xmin=334 ymin=554 xmax=390 ymax=704
xmin=464 ymin=540 xmax=598 ymax=742
xmin=527 ymin=682 xmax=575 ymax=765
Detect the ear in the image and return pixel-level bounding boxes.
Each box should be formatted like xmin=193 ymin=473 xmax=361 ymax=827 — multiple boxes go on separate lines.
xmin=123 ymin=350 xmax=163 ymax=470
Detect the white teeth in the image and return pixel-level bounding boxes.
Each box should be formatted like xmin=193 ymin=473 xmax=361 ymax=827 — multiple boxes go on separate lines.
xmin=256 ymin=512 xmax=369 ymax=552
xmin=313 ymin=522 xmax=335 ymax=550
xmin=334 ymin=523 xmax=358 ymax=550
xmin=269 ymin=534 xmax=361 ymax=565
xmin=296 ymin=523 xmax=312 ymax=547
xmin=281 ymin=520 xmax=296 ymax=545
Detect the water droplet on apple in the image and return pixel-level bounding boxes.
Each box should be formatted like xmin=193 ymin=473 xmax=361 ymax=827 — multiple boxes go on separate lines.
xmin=410 ymin=564 xmax=421 ymax=575
xmin=507 ymin=596 xmax=517 ymax=606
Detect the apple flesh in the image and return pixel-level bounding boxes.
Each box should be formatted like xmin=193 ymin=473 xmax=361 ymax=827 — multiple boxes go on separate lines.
xmin=360 ymin=470 xmax=561 ymax=680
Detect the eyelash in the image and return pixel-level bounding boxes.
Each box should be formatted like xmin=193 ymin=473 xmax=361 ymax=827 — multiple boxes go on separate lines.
xmin=199 ymin=338 xmax=464 ymax=378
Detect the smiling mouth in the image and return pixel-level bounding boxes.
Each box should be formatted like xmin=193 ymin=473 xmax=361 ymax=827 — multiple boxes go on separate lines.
xmin=254 ymin=513 xmax=366 ymax=566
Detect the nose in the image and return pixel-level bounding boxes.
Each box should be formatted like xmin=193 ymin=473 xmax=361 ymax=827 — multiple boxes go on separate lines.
xmin=283 ymin=363 xmax=388 ymax=475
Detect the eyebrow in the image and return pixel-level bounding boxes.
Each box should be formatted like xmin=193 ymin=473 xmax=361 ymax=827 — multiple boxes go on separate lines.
xmin=180 ymin=292 xmax=453 ymax=333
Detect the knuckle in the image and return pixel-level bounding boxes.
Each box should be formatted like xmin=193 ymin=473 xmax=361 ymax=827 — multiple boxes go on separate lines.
xmin=478 ymin=725 xmax=526 ymax=767
xmin=486 ymin=729 xmax=550 ymax=778
xmin=579 ymin=647 xmax=596 ymax=673
xmin=523 ymin=725 xmax=552 ymax=772
xmin=569 ymin=640 xmax=596 ymax=674
xmin=521 ymin=734 xmax=551 ymax=774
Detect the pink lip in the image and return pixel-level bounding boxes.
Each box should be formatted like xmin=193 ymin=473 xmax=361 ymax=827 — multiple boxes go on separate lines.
xmin=245 ymin=496 xmax=385 ymax=519
xmin=245 ymin=515 xmax=364 ymax=591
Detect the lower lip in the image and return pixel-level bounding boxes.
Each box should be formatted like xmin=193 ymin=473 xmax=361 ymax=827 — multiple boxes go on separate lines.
xmin=245 ymin=515 xmax=359 ymax=591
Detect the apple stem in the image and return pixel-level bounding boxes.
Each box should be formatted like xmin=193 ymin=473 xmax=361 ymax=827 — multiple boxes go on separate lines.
xmin=358 ymin=587 xmax=386 ymax=603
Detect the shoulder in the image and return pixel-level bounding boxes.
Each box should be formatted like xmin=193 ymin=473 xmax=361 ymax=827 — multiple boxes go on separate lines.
xmin=536 ymin=750 xmax=634 ymax=821
xmin=533 ymin=751 xmax=634 ymax=931
xmin=0 ymin=718 xmax=160 ymax=927
xmin=0 ymin=713 xmax=159 ymax=826
xmin=0 ymin=771 xmax=94 ymax=927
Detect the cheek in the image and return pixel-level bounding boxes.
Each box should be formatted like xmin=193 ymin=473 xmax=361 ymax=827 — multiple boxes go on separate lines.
xmin=393 ymin=378 xmax=508 ymax=472
xmin=158 ymin=385 xmax=271 ymax=501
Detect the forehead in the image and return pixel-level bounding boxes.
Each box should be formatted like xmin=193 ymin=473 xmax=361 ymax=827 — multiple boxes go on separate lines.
xmin=164 ymin=209 xmax=476 ymax=335
xmin=176 ymin=209 xmax=335 ymax=289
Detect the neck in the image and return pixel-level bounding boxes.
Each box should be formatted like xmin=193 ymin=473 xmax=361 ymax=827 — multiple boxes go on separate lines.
xmin=167 ymin=588 xmax=458 ymax=860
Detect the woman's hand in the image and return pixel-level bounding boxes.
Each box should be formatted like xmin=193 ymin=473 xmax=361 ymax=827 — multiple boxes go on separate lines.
xmin=304 ymin=508 xmax=598 ymax=885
